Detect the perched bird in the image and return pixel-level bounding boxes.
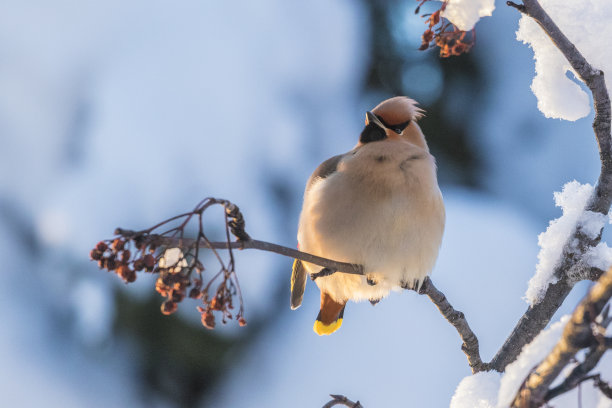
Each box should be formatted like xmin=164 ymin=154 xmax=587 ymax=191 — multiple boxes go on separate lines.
xmin=291 ymin=96 xmax=445 ymax=336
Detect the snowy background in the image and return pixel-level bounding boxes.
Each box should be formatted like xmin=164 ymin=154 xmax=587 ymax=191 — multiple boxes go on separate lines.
xmin=0 ymin=0 xmax=609 ymax=407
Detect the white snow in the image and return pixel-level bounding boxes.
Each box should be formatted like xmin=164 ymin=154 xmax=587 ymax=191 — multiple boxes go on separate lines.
xmin=159 ymin=247 xmax=188 ymax=270
xmin=525 ymin=181 xmax=596 ymax=305
xmin=450 ymin=371 xmax=500 ymax=408
xmin=442 ymin=0 xmax=495 ymax=31
xmin=516 ymin=0 xmax=612 ymax=121
xmin=451 ymin=313 xmax=612 ymax=408
xmin=496 ymin=315 xmax=568 ymax=407
xmin=586 ymin=242 xmax=612 ymax=271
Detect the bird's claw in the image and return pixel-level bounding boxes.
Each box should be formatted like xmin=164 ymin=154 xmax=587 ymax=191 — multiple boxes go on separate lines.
xmin=310 ymin=268 xmax=335 ymax=281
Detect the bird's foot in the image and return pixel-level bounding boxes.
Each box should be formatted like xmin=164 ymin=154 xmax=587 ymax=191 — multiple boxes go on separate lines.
xmin=369 ymin=298 xmax=380 ymax=306
xmin=400 ymin=278 xmax=425 ymax=292
xmin=366 ymin=275 xmax=377 ymax=286
xmin=310 ymin=268 xmax=335 ymax=281
xmin=400 ymin=279 xmax=417 ymax=290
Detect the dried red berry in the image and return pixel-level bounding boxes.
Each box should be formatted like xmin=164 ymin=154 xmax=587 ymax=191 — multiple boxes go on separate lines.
xmin=143 ymin=254 xmax=155 ymax=269
xmin=112 ymin=239 xmax=125 ymax=251
xmin=189 ymin=288 xmax=202 ymax=299
xmin=155 ymin=279 xmax=171 ymax=296
xmin=133 ymin=258 xmax=144 ymax=271
xmin=202 ymin=312 xmax=215 ymax=329
xmin=431 ymin=10 xmax=440 ymax=25
xmin=126 ymin=270 xmax=136 ymax=283
xmin=117 ymin=265 xmax=136 ymax=283
xmin=161 ymin=300 xmax=178 ymax=315
xmin=121 ymin=250 xmax=131 ymax=262
xmin=90 ymin=249 xmax=103 ymax=261
xmin=210 ymin=297 xmax=222 ymax=311
xmin=171 ymin=290 xmax=185 ymax=303
xmin=106 ymin=257 xmax=117 ymax=271
xmin=96 ymin=241 xmax=108 ymax=252
xmin=238 ymin=317 xmax=247 ymax=327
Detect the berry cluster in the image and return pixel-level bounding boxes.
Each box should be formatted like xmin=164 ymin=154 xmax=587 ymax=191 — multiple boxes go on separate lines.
xmin=90 ymin=238 xmax=155 ymax=283
xmin=416 ymin=1 xmax=474 ymax=57
xmin=198 ymin=282 xmax=247 ymax=330
xmin=90 ymin=198 xmax=250 ymax=331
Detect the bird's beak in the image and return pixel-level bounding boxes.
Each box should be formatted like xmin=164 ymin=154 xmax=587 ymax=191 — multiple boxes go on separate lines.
xmin=366 ymin=111 xmax=386 ymax=129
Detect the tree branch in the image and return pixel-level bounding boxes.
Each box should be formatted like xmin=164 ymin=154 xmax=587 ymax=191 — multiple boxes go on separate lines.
xmin=322 ymin=394 xmax=363 ymax=408
xmin=417 ymin=278 xmax=487 ymax=373
xmin=544 ymin=345 xmax=607 ymax=402
xmin=511 ymin=267 xmax=612 ymax=407
xmin=116 ymin=228 xmax=364 ymax=277
xmin=491 ymin=0 xmax=612 ymax=373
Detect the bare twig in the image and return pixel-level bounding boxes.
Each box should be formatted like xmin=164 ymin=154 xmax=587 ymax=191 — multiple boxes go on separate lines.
xmin=322 ymin=394 xmax=363 ymax=408
xmin=116 ymin=228 xmax=364 ymax=277
xmin=491 ymin=0 xmax=612 ymax=372
xmin=592 ymin=374 xmax=612 ymax=399
xmin=417 ymin=278 xmax=487 ymax=373
xmin=511 ymin=267 xmax=612 ymax=407
xmin=545 ymin=346 xmax=607 ymax=402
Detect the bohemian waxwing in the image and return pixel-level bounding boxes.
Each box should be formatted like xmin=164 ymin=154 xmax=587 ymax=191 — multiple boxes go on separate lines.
xmin=291 ymin=96 xmax=445 ymax=336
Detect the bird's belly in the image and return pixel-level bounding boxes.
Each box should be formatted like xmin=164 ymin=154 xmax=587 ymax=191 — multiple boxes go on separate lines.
xmin=298 ymin=168 xmax=444 ymax=302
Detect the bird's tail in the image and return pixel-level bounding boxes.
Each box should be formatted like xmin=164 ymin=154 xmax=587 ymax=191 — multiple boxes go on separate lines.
xmin=313 ymin=292 xmax=346 ymax=336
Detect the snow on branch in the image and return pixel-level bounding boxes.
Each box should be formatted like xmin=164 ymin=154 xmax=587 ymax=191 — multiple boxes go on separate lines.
xmin=486 ymin=0 xmax=612 ymax=373
xmin=511 ymin=267 xmax=612 ymax=407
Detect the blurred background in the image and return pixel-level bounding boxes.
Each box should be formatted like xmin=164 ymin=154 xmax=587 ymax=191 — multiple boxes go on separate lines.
xmin=0 ymin=0 xmax=606 ymax=407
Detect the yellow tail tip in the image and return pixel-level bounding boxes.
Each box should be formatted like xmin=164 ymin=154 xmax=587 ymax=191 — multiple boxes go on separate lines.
xmin=313 ymin=318 xmax=343 ymax=336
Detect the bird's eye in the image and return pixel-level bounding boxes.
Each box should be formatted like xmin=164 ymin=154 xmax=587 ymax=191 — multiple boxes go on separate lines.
xmin=390 ymin=121 xmax=411 ymax=134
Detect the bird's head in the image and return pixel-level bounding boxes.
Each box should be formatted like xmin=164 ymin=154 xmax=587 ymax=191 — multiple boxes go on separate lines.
xmin=359 ymin=96 xmax=426 ymax=148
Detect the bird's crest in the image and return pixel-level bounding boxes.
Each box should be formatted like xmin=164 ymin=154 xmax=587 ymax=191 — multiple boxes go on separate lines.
xmin=371 ymin=96 xmax=424 ymax=125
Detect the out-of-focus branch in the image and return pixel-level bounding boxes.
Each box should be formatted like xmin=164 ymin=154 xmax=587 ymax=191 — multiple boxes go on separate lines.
xmin=491 ymin=0 xmax=612 ymax=373
xmin=417 ymin=278 xmax=487 ymax=373
xmin=511 ymin=267 xmax=612 ymax=407
xmin=544 ymin=345 xmax=607 ymax=402
xmin=322 ymin=394 xmax=363 ymax=408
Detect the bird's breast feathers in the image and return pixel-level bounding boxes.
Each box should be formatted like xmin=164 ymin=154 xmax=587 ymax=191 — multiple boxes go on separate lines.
xmin=298 ymin=140 xmax=445 ymax=302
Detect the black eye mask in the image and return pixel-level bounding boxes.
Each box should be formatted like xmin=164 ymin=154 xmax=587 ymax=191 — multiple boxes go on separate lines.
xmin=379 ymin=117 xmax=411 ymax=134
xmin=359 ymin=122 xmax=387 ymax=144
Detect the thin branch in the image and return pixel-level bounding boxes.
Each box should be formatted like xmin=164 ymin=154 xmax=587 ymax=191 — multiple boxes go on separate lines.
xmin=511 ymin=267 xmax=612 ymax=407
xmin=506 ymin=1 xmax=527 ymax=13
xmin=591 ymin=374 xmax=612 ymax=399
xmin=116 ymin=228 xmax=364 ymax=276
xmin=417 ymin=278 xmax=487 ymax=373
xmin=103 ymin=201 xmax=485 ymax=368
xmin=492 ymin=0 xmax=612 ymax=372
xmin=322 ymin=394 xmax=363 ymax=408
xmin=545 ymin=346 xmax=607 ymax=401
xmin=586 ymin=267 xmax=606 ymax=281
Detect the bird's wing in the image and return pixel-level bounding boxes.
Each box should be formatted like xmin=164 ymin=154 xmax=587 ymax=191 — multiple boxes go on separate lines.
xmin=305 ymin=154 xmax=345 ymax=191
xmin=290 ymin=259 xmax=307 ymax=310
